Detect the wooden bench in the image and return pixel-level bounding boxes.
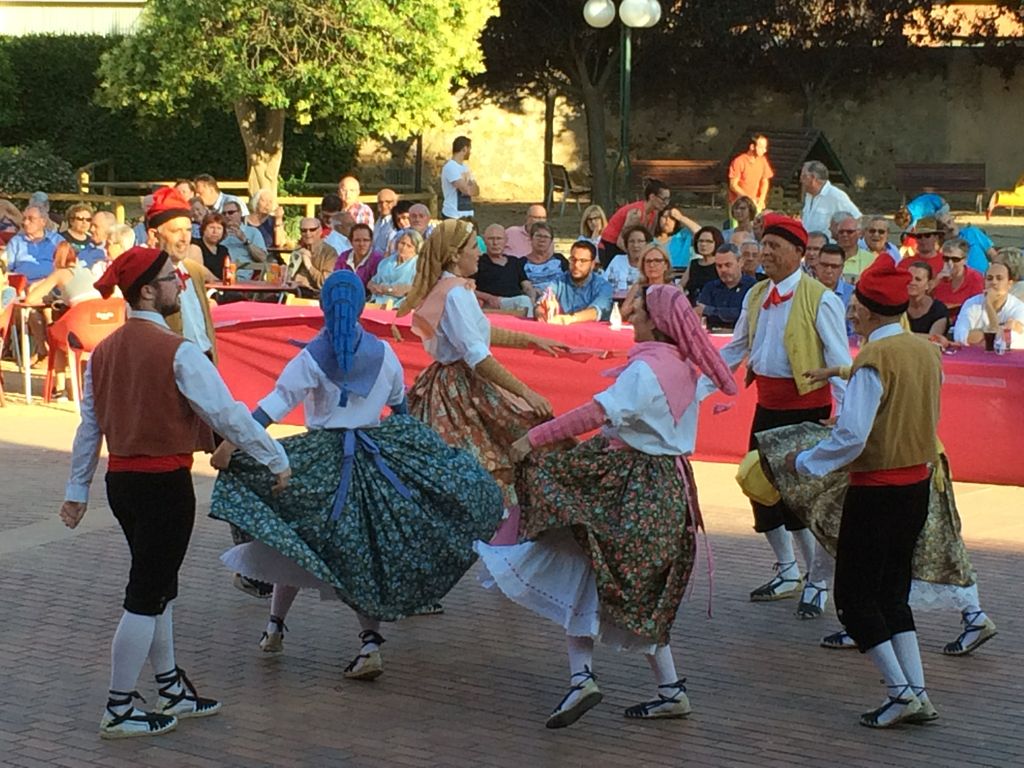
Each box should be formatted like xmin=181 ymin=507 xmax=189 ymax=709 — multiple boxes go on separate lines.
xmin=894 ymin=163 xmax=987 ymax=213
xmin=631 ymin=159 xmax=723 ymax=206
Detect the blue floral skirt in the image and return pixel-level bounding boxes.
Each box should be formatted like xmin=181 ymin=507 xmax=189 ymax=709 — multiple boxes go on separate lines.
xmin=209 ymin=415 xmax=504 ymax=621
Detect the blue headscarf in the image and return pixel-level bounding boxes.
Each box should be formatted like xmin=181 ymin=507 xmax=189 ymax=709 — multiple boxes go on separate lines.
xmin=306 ymin=270 xmax=386 ymax=406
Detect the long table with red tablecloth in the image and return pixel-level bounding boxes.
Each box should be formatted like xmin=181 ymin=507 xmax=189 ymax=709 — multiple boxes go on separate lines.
xmin=213 ymin=303 xmax=1024 ymax=486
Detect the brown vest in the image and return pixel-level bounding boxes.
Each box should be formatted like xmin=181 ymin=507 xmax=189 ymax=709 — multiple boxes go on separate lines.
xmin=91 ymin=318 xmax=215 ymax=457
xmin=847 ymin=331 xmax=941 ymax=472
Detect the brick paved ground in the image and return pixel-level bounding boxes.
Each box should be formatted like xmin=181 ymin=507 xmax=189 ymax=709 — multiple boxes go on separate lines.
xmin=1 ymin=402 xmax=1022 ymax=768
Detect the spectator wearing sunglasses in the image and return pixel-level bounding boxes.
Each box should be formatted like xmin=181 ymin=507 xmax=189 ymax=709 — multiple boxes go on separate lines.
xmin=932 ymin=239 xmax=984 ymax=324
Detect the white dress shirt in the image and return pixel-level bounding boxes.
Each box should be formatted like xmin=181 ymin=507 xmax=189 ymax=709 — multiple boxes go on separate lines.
xmin=952 ymin=293 xmax=1024 ymax=349
xmin=718 ymin=269 xmax=851 ymax=409
xmin=258 ymin=344 xmax=406 ymax=429
xmin=176 ymin=263 xmax=212 ymax=354
xmin=794 ymin=324 xmax=904 ymax=477
xmin=325 ymin=230 xmax=352 ymax=256
xmin=65 ymin=310 xmax=288 ymax=502
xmin=801 ymin=181 xmax=862 ymax=235
xmin=422 ymin=272 xmax=492 ymax=367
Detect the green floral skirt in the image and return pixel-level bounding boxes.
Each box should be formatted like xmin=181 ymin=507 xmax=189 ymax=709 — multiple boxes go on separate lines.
xmin=755 ymin=422 xmax=976 ymax=589
xmin=514 ymin=436 xmax=696 ymax=647
xmin=209 ymin=415 xmax=504 ymax=621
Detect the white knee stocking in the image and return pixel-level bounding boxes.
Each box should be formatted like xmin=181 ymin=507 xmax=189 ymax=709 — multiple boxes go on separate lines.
xmin=109 ymin=611 xmax=157 ymax=695
xmin=645 ymin=644 xmax=679 ymax=686
xmin=792 ymin=528 xmax=818 ymax=578
xmin=148 ymin=601 xmax=176 ymax=677
xmin=763 ymin=527 xmax=797 ymax=576
xmin=266 ymin=585 xmax=299 ymax=635
xmin=891 ymin=631 xmax=927 ymax=698
xmin=865 ymin=641 xmax=909 ymax=689
xmin=566 ymin=635 xmax=594 ymax=677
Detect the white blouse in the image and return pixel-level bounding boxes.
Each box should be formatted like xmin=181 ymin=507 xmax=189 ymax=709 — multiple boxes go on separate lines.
xmin=422 ymin=273 xmax=492 ymax=367
xmin=258 ymin=343 xmax=406 ymax=429
xmin=594 ymin=360 xmax=703 ymax=456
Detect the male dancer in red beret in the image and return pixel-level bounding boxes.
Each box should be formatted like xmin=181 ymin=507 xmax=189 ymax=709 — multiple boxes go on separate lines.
xmin=718 ymin=214 xmax=851 ymax=616
xmin=59 ymin=247 xmax=291 ymax=739
xmin=787 ymin=260 xmax=941 ymax=728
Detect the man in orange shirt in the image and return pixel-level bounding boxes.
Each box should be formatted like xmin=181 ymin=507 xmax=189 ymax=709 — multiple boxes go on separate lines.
xmin=728 ymin=134 xmax=774 ymax=211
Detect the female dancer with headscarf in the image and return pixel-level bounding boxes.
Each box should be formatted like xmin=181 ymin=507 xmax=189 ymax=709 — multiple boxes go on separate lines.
xmin=476 ymin=284 xmax=738 ymax=729
xmin=398 ymin=219 xmax=565 ymax=542
xmin=208 ymin=270 xmax=503 ymax=679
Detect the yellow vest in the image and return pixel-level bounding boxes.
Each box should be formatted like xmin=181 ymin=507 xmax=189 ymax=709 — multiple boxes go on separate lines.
xmin=848 ymin=332 xmax=941 ymax=472
xmin=746 ymin=275 xmax=829 ymax=396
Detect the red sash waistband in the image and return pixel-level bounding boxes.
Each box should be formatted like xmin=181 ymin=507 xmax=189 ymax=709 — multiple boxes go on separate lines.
xmin=754 ymin=375 xmax=832 ymax=411
xmin=108 ymin=454 xmax=194 ymax=473
xmin=849 ymin=464 xmax=929 ymax=487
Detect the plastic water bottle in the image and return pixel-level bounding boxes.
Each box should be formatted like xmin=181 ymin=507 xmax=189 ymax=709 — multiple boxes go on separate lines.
xmin=609 ymin=301 xmax=622 ymax=330
xmin=544 ymin=286 xmax=558 ymax=322
xmin=995 ymin=329 xmax=1008 ymax=355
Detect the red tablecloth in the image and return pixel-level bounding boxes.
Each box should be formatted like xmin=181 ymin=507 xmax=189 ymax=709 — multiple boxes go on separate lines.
xmin=213 ymin=303 xmax=1024 ymax=486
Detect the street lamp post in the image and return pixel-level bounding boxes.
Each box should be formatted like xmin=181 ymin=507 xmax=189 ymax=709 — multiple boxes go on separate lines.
xmin=583 ymin=0 xmax=663 ymax=202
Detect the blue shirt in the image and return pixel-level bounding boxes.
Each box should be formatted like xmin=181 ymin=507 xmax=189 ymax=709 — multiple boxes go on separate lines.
xmin=906 ymin=194 xmax=947 ymax=227
xmin=369 ymin=254 xmax=419 ymax=307
xmin=696 ymin=274 xmax=756 ymax=330
xmin=656 ymin=230 xmax=693 ymax=269
xmin=550 ymin=271 xmax=613 ymax=320
xmin=958 ymin=225 xmax=993 ymax=273
xmin=831 ymin=279 xmax=856 ymax=336
xmin=5 ymin=231 xmax=60 ymax=281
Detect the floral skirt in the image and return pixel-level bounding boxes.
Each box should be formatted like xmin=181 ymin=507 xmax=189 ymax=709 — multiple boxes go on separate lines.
xmin=755 ymin=423 xmax=977 ymax=598
xmin=491 ymin=436 xmax=695 ymax=647
xmin=209 ymin=415 xmax=504 ymax=621
xmin=408 ymin=361 xmax=545 ymax=509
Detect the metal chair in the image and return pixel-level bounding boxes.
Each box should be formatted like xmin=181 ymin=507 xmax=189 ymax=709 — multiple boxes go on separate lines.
xmin=544 ymin=162 xmax=592 ymax=217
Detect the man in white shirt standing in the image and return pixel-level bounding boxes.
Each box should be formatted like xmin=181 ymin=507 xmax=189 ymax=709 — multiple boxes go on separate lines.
xmin=800 ymin=161 xmax=861 ymax=236
xmin=440 ymin=136 xmax=479 ymax=220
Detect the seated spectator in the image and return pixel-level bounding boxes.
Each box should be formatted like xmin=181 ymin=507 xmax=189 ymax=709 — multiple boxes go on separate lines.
xmin=287 ymin=217 xmax=339 ymax=296
xmin=85 ymin=211 xmax=116 ymax=267
xmin=408 ymin=203 xmax=434 ymax=240
xmin=373 ymin=188 xmax=399 ymax=254
xmin=325 ymin=211 xmax=356 ymax=256
xmin=522 ymin=222 xmax=568 ymax=293
xmin=338 ymin=175 xmax=374 ymax=226
xmin=0 ymin=198 xmax=23 ymax=234
xmin=906 ymin=261 xmax=949 ymax=337
xmin=384 ymin=201 xmax=413 ymax=256
xmin=681 ymin=225 xmax=724 ymax=305
xmin=695 ymin=244 xmax=756 ymax=331
xmin=246 ymin=189 xmax=286 ymax=250
xmin=815 ymin=244 xmax=856 ymax=333
xmin=723 ymin=195 xmax=757 ymax=240
xmin=368 ymin=228 xmax=422 ymax=306
xmin=738 ymin=237 xmax=768 ymax=282
xmin=861 ymin=214 xmax=900 ymax=261
xmin=537 ymin=241 xmax=612 ymax=325
xmin=621 ymin=244 xmax=678 ymax=321
xmin=932 ymin=238 xmax=984 ymax=324
xmin=318 ymin=193 xmax=343 ymax=236
xmin=605 ymin=224 xmax=649 ymax=296
xmin=221 ymin=200 xmax=267 ymax=267
xmin=29 ymin=192 xmax=58 ymax=231
xmin=53 ymin=204 xmax=95 ymax=269
xmin=579 ymin=204 xmax=607 ymax=250
xmin=472 ymin=224 xmax=535 ymax=317
xmin=899 ymin=216 xmax=944 ymax=275
xmin=653 ymin=206 xmax=699 ymax=272
xmin=938 ymin=211 xmax=997 ymax=273
xmin=953 ymin=262 xmax=1024 ymax=349
xmin=832 ymin=213 xmax=874 ymax=281
xmin=802 ymin=231 xmax=827 ymax=276
xmin=5 ymin=205 xmax=60 ymax=282
xmin=189 ymin=212 xmax=229 ymax=277
xmin=992 ymin=246 xmax=1024 ymax=302
xmin=599 ymin=178 xmax=670 ymax=268
xmin=194 ymin=173 xmax=248 ymax=215
xmin=506 ymin=204 xmax=550 ymax=258
xmin=0 ymin=262 xmax=15 ymax=309
xmin=334 ymin=222 xmax=384 ymax=288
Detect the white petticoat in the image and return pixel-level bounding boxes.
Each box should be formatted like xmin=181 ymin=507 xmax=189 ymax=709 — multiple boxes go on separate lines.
xmin=910 ymin=579 xmax=979 ymax=613
xmin=475 ymin=528 xmax=658 ymax=654
xmin=221 ymin=541 xmax=339 ymax=600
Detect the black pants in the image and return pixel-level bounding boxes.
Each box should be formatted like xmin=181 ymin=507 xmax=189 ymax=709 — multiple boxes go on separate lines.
xmin=106 ymin=468 xmax=196 ymax=616
xmin=834 ymin=480 xmax=930 ymax=652
xmin=749 ymin=403 xmax=832 ymax=532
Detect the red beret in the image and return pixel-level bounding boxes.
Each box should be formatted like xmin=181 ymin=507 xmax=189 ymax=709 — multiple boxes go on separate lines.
xmin=855 ymin=257 xmax=911 ymax=315
xmin=761 ymin=213 xmax=808 ymax=249
xmin=94 ymin=246 xmax=169 ymax=299
xmin=146 ymin=186 xmax=192 ymax=229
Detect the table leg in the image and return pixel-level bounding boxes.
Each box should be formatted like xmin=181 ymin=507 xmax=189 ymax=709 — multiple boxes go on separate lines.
xmin=21 ymin=309 xmax=32 ymax=404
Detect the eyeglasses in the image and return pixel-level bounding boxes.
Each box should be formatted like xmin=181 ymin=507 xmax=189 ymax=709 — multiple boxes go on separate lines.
xmin=568 ymin=257 xmax=593 ymax=264
xmin=943 ymin=256 xmax=965 ymax=263
xmin=71 ymin=215 xmax=92 ymax=222
xmin=532 ymin=234 xmax=553 ymax=241
xmin=223 ymin=209 xmax=240 ymax=216
xmin=657 ymin=194 xmax=671 ymax=201
xmin=299 ymin=227 xmax=320 ymax=233
xmin=817 ymin=262 xmax=844 ymax=270
xmin=836 ymin=228 xmax=858 ymax=235
xmin=586 ymin=216 xmax=603 ymax=222
xmin=644 ymin=258 xmax=669 ymax=266
xmin=866 ymin=228 xmax=888 ymax=235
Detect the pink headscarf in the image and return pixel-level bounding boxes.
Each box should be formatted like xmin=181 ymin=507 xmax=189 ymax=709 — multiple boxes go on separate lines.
xmin=607 ymin=285 xmax=737 ymax=423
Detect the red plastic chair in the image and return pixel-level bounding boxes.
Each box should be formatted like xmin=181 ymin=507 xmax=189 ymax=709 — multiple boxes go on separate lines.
xmin=7 ymin=272 xmax=27 ymax=297
xmin=44 ymin=297 xmax=126 ymax=405
xmin=0 ymin=301 xmax=14 ymax=406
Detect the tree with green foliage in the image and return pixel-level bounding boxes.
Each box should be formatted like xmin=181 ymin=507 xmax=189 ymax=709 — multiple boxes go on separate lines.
xmin=99 ymin=0 xmax=498 ymax=193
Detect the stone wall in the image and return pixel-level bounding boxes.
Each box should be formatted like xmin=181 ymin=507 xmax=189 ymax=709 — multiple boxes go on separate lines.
xmin=357 ymin=51 xmax=1024 ymax=205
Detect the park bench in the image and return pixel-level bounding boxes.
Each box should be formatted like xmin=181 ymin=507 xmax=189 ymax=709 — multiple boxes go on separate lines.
xmin=894 ymin=163 xmax=987 ymax=213
xmin=631 ymin=159 xmax=723 ymax=206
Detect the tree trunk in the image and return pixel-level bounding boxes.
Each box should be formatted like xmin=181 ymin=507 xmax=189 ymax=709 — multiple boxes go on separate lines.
xmin=580 ymin=83 xmax=611 ymax=211
xmin=543 ymin=86 xmax=556 ymax=204
xmin=233 ymin=100 xmax=286 ymax=195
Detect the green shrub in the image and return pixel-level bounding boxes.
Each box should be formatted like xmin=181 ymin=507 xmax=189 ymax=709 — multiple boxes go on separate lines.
xmin=0 ymin=142 xmax=77 ymax=195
